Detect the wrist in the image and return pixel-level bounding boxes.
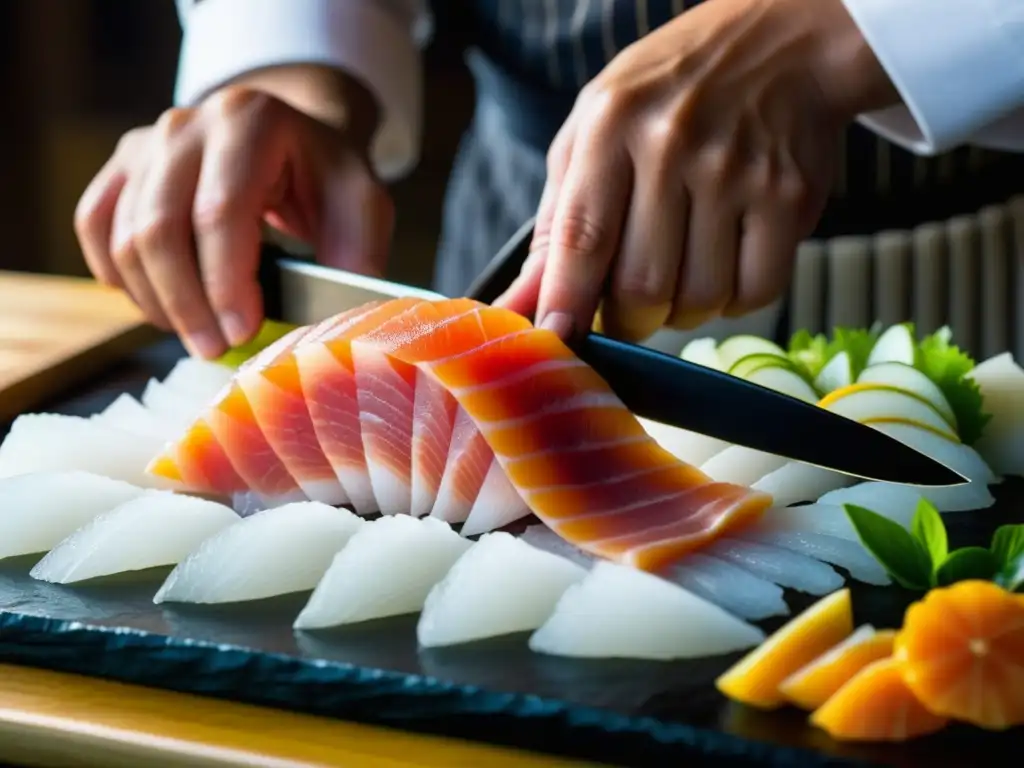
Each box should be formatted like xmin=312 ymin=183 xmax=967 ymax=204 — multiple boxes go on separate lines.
xmin=802 ymin=0 xmax=902 ymax=119
xmin=223 ymin=65 xmax=381 ymax=152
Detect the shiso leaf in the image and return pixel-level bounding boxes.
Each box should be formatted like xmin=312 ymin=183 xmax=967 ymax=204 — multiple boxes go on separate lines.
xmin=911 ymin=498 xmax=948 ymax=576
xmin=915 ymin=326 xmax=990 ymax=445
xmin=935 ymin=547 xmax=998 ymax=586
xmin=843 ymin=504 xmax=933 ymax=591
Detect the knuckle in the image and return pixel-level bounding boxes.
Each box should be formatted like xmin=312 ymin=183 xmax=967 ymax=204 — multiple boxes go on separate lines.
xmin=111 ymin=239 xmax=141 ymax=270
xmin=552 ymin=213 xmax=609 ymax=260
xmin=133 ymin=212 xmax=183 ymax=254
xmin=192 ymin=195 xmax=240 ymax=234
xmin=114 ymin=127 xmax=149 ymax=157
xmin=154 ymin=107 xmax=192 ymax=139
xmin=697 ymin=145 xmax=732 ymax=187
xmin=641 ymin=116 xmax=684 ymax=159
xmin=203 ymin=86 xmax=275 ymax=122
xmin=777 ymin=172 xmax=811 ymax=208
xmin=613 ymin=264 xmax=673 ymax=308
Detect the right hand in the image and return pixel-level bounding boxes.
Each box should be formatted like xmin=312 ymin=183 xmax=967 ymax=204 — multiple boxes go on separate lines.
xmin=74 ymin=86 xmax=394 ymax=359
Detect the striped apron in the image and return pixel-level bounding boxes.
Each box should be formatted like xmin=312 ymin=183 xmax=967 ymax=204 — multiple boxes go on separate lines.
xmin=430 ymin=0 xmax=1024 ymax=359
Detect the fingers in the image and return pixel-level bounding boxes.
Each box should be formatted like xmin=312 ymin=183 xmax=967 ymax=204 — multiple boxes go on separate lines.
xmin=74 ymin=157 xmax=129 ymax=289
xmin=192 ymin=96 xmax=288 ymax=347
xmin=669 ymin=188 xmax=741 ymax=329
xmin=134 ymin=116 xmax=225 ymax=358
xmin=317 ymin=154 xmax=395 ymax=278
xmin=601 ymin=153 xmax=688 ymax=342
xmin=535 ymin=129 xmax=632 ymax=338
xmin=725 ymin=203 xmax=798 ymax=317
xmin=110 ymin=165 xmax=173 ymax=331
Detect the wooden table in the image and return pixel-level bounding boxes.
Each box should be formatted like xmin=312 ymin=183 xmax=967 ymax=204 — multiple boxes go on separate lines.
xmin=0 ymin=665 xmax=599 ymax=767
xmin=0 ymin=339 xmax=605 ymax=768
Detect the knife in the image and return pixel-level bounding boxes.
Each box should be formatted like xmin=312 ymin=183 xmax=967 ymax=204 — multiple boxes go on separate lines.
xmin=256 ymin=242 xmax=966 ymax=487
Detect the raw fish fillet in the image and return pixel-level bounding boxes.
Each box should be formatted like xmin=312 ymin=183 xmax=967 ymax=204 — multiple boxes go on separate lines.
xmin=31 ymin=493 xmax=238 ymax=584
xmin=236 ymin=326 xmax=349 ymax=504
xmin=0 ymin=471 xmax=148 ymax=560
xmin=737 ymin=529 xmax=890 ymax=585
xmin=529 ymin=561 xmax=766 ymax=660
xmin=94 ymin=394 xmax=177 ymax=440
xmin=155 ymin=501 xmax=363 ymax=604
xmin=160 ymin=357 xmax=234 ymax=401
xmin=153 ymin=298 xmax=773 ymax=569
xmin=295 ymin=515 xmax=472 ymax=629
xmin=703 ymin=538 xmax=844 ymax=594
xmin=417 ymin=532 xmax=587 ymax=647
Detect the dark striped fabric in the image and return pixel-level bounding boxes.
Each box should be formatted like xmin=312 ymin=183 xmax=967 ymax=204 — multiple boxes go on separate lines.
xmin=431 ymin=0 xmax=1023 ymax=299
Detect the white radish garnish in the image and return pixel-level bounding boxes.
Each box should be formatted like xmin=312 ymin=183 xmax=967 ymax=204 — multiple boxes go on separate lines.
xmin=822 ymin=386 xmax=957 ymax=441
xmin=417 ymin=532 xmax=587 ymax=648
xmin=866 ymin=323 xmax=916 ymax=366
xmin=746 ymin=366 xmax=820 ymax=402
xmin=528 ymin=562 xmax=766 ymax=661
xmin=968 ymin=352 xmax=1024 ymax=477
xmin=753 ymin=463 xmax=855 ymax=507
xmin=0 ymin=471 xmax=148 ymax=560
xmin=155 ymin=502 xmax=364 ymax=605
xmin=93 ymin=394 xmax=176 ymax=439
xmin=716 ymin=335 xmax=788 ymax=370
xmin=295 ymin=515 xmax=471 ymax=629
xmin=701 ymin=445 xmax=788 ymax=486
xmin=31 ymin=493 xmax=238 ymax=584
xmin=0 ymin=413 xmax=176 ymax=490
xmin=813 ymin=351 xmax=853 ymax=395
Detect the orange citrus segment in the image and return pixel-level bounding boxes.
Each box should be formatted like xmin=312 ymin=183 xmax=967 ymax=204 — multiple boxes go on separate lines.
xmin=810 ymin=657 xmax=949 ymax=742
xmin=716 ymin=588 xmax=853 ymax=709
xmin=780 ymin=625 xmax=897 ymax=711
xmin=895 ymin=580 xmax=1024 ymax=730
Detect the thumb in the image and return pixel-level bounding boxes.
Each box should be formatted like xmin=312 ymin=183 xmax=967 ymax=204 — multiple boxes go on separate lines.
xmin=316 ymin=156 xmax=395 ymax=277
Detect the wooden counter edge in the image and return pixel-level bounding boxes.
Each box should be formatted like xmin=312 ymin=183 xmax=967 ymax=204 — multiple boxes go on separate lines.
xmin=0 ymin=664 xmax=601 ymax=768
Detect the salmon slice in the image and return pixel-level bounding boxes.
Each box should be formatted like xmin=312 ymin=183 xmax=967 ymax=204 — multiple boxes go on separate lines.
xmin=431 ymin=406 xmax=493 ymax=523
xmin=409 ymin=374 xmax=458 ymax=518
xmin=236 ymin=325 xmax=349 ymax=505
xmin=149 ymin=418 xmax=248 ymax=495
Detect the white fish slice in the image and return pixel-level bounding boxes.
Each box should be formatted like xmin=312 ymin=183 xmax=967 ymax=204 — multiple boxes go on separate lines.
xmin=703 ymin=537 xmax=844 ymax=594
xmin=460 ymin=460 xmax=531 ymax=537
xmin=752 ymin=463 xmax=854 ymax=507
xmin=31 ymin=493 xmax=238 ymax=584
xmin=748 ymin=504 xmax=861 ymax=540
xmin=663 ymin=553 xmax=789 ymax=621
xmin=968 ymin=352 xmax=1024 ymax=477
xmin=0 ymin=471 xmax=149 ymax=560
xmin=141 ymin=379 xmax=205 ymax=424
xmin=529 ymin=562 xmax=766 ymax=661
xmin=417 ymin=532 xmax=587 ymax=648
xmin=737 ymin=530 xmax=890 ymax=585
xmin=638 ymin=417 xmax=730 ymax=466
xmin=0 ymin=414 xmax=176 ymax=490
xmin=155 ymin=502 xmax=364 ymax=605
xmin=294 ymin=515 xmax=472 ymax=629
xmin=700 ymin=445 xmax=787 ymax=486
xmin=93 ymin=394 xmax=175 ymax=439
xmin=160 ymin=357 xmax=234 ymax=401
xmin=519 ymin=525 xmax=596 ymax=569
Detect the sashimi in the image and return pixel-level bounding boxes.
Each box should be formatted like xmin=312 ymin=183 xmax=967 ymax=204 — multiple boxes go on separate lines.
xmin=31 ymin=494 xmax=238 ymax=584
xmin=160 ymin=357 xmax=234 ymax=401
xmin=94 ymin=394 xmax=174 ymax=439
xmin=155 ymin=298 xmax=773 ymax=571
xmin=737 ymin=530 xmax=890 ymax=585
xmin=638 ymin=417 xmax=730 ymax=466
xmin=295 ymin=515 xmax=472 ymax=629
xmin=528 ymin=561 xmax=766 ymax=660
xmin=701 ymin=445 xmax=787 ymax=486
xmin=154 ymin=502 xmax=363 ymax=604
xmin=749 ymin=504 xmax=861 ymax=541
xmin=753 ymin=462 xmax=854 ymax=507
xmin=703 ymin=538 xmax=844 ymax=594
xmin=0 ymin=471 xmax=148 ymax=559
xmin=417 ymin=532 xmax=587 ymax=647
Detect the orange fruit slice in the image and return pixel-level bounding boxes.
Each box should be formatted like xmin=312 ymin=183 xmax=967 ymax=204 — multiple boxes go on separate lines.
xmin=716 ymin=588 xmax=853 ymax=709
xmin=895 ymin=579 xmax=1024 ymax=730
xmin=779 ymin=624 xmax=897 ymax=711
xmin=810 ymin=657 xmax=949 ymax=742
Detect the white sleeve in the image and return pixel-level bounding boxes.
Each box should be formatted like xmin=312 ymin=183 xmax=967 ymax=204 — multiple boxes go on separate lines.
xmin=841 ymin=0 xmax=1024 ymax=154
xmin=173 ymin=0 xmax=432 ymax=180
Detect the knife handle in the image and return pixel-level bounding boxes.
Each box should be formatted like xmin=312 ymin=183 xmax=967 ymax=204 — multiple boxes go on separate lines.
xmin=466 ymin=217 xmax=536 ymax=305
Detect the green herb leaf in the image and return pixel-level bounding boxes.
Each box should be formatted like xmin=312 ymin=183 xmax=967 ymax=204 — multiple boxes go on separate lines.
xmin=996 ymin=553 xmax=1024 ymax=592
xmin=991 ymin=525 xmax=1024 ymax=569
xmin=831 ymin=327 xmax=881 ymax=379
xmin=935 ymin=547 xmax=998 ymax=586
xmin=910 ymin=498 xmax=948 ymax=576
xmin=787 ymin=330 xmax=833 ymax=380
xmin=843 ymin=504 xmax=933 ymax=590
xmin=915 ymin=327 xmax=991 ymax=445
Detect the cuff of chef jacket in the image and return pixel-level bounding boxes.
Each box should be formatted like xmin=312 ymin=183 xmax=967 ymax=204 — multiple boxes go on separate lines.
xmin=841 ymin=0 xmax=1024 ymax=155
xmin=174 ymin=0 xmax=427 ymax=181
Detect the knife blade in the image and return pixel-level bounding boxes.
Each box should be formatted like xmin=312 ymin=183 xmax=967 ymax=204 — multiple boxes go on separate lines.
xmin=256 ymin=244 xmax=966 ymax=487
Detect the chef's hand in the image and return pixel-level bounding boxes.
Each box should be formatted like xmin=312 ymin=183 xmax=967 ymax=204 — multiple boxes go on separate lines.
xmin=74 ymin=66 xmax=393 ymax=359
xmin=497 ymin=0 xmax=899 ymax=341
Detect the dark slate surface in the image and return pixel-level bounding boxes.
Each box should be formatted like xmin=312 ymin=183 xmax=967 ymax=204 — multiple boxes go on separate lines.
xmin=0 ymin=338 xmax=1020 ymax=768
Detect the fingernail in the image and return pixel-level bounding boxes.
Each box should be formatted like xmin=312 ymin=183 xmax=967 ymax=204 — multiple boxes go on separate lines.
xmin=219 ymin=312 xmax=250 ymax=347
xmin=185 ymin=330 xmax=224 ymax=360
xmin=539 ymin=311 xmax=575 ymax=339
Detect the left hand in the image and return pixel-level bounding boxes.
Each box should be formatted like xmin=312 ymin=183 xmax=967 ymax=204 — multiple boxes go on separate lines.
xmin=496 ymin=0 xmax=899 ymax=341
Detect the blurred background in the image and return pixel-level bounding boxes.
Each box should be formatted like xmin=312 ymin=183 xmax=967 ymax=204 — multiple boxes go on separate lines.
xmin=0 ymin=0 xmax=473 ymax=287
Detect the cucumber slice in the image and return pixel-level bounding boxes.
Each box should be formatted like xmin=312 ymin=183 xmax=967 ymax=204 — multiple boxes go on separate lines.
xmin=821 ymin=384 xmax=958 ymax=441
xmin=216 ymin=319 xmax=300 ymax=369
xmin=729 ymin=353 xmax=797 ymax=379
xmin=746 ymin=366 xmax=820 ymax=403
xmin=716 ymin=335 xmax=787 ymax=371
xmin=813 ymin=351 xmax=853 ymax=395
xmin=866 ymin=323 xmax=916 ymax=367
xmin=857 ymin=362 xmax=956 ymax=426
xmin=680 ymin=337 xmax=723 ymax=370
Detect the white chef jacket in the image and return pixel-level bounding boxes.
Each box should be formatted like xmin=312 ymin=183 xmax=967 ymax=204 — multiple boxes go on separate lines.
xmin=172 ymin=0 xmax=1024 ymax=183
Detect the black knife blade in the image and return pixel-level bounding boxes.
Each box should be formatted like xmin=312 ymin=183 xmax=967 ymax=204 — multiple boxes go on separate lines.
xmin=257 ymin=243 xmax=966 ymax=487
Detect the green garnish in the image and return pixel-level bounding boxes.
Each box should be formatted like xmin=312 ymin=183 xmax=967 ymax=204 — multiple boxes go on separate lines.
xmin=844 ymin=500 xmax=1024 ymax=592
xmin=915 ymin=326 xmax=990 ymax=445
xmin=215 ymin=319 xmax=300 ymax=369
xmin=786 ymin=327 xmax=880 ymax=382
